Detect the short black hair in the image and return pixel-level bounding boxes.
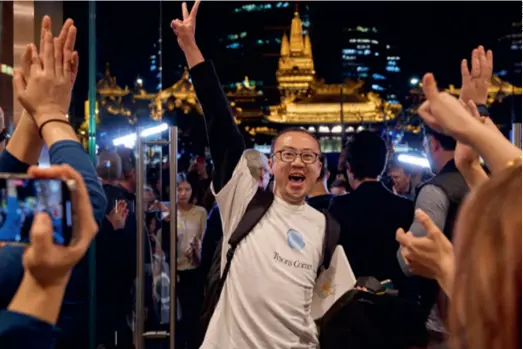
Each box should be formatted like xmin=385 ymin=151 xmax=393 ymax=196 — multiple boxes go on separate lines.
xmin=270 ymin=127 xmax=321 ymax=154
xmin=424 ymin=126 xmax=457 ymax=151
xmin=344 ymin=130 xmax=388 ymax=180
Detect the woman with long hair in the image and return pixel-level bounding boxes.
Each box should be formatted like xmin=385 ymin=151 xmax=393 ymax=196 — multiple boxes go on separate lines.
xmin=175 ymin=173 xmax=207 ymax=349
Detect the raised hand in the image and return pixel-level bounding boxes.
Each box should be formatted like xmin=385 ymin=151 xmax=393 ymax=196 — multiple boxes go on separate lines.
xmin=106 ymin=200 xmax=129 ymax=230
xmin=22 ymin=165 xmax=98 ymax=288
xmin=418 ymin=73 xmax=483 ymax=142
xmin=13 ymin=20 xmax=77 ymax=125
xmin=171 ymin=1 xmax=204 ymax=69
xmin=460 ymin=46 xmax=493 ymax=105
xmin=171 ymin=0 xmax=200 ymax=53
xmin=396 ymin=209 xmax=454 ymax=294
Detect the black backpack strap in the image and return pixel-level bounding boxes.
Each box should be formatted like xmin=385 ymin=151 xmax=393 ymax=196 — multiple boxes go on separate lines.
xmin=217 ymin=188 xmax=274 ymax=292
xmin=320 ymin=210 xmax=340 ymax=272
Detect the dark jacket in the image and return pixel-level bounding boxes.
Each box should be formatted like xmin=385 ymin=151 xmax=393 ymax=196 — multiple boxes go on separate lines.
xmin=329 ymin=181 xmax=414 ymax=290
xmin=0 ymin=310 xmax=59 ymax=349
xmin=416 ymin=160 xmax=469 ymax=239
xmin=412 ymin=159 xmax=469 ymax=319
xmin=200 ymin=203 xmax=223 ymax=279
xmin=190 ymin=60 xmax=245 ymax=193
xmin=307 ymin=194 xmax=334 ymax=212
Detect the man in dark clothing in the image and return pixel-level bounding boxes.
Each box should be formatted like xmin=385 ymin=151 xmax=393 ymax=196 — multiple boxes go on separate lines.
xmin=397 ymin=127 xmax=469 ymax=347
xmin=306 ymin=154 xmax=333 ymax=211
xmin=329 ymin=131 xmax=414 ymax=290
xmin=95 ymin=149 xmax=137 ymax=348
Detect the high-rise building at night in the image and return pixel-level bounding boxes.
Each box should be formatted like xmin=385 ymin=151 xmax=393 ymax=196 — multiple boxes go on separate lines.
xmin=341 ymin=26 xmax=401 ymax=103
xmin=215 ymin=2 xmax=311 ymax=102
xmin=495 ymin=21 xmax=522 ymax=85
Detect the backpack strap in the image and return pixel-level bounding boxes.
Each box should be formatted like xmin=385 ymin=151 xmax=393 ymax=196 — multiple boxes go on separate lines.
xmin=217 ymin=188 xmax=274 ymax=292
xmin=319 ymin=210 xmax=341 ymax=272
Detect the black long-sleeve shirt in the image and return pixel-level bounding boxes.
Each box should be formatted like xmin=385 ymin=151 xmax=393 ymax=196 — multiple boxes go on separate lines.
xmin=189 ymin=61 xmax=245 ymax=192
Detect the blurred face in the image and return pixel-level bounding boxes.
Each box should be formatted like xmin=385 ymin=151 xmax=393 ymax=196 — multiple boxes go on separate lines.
xmin=389 ymin=167 xmax=410 ymax=194
xmin=330 ymin=186 xmax=346 ymax=196
xmin=269 ymin=131 xmax=321 ymax=205
xmin=144 ymin=190 xmax=156 ymax=209
xmin=177 ymin=180 xmax=192 ymax=205
xmin=423 ymin=135 xmax=439 ymax=173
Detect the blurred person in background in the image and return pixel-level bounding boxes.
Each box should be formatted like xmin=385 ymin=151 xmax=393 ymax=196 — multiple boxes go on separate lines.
xmin=329 ymin=179 xmax=347 ymax=196
xmin=307 ymin=154 xmax=333 ymax=211
xmin=163 ymin=173 xmax=207 ymax=349
xmin=388 ymin=158 xmax=416 ymax=200
xmin=329 ymin=131 xmax=414 ymax=290
xmin=187 ymin=155 xmax=213 ymax=210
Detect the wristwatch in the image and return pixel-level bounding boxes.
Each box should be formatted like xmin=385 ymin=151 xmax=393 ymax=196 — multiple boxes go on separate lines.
xmin=475 ymin=104 xmax=489 ymax=117
xmin=0 ymin=128 xmax=9 ymax=143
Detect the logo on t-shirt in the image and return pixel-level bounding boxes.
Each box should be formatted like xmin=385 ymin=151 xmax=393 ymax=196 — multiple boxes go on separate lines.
xmin=287 ymin=229 xmax=305 ymax=250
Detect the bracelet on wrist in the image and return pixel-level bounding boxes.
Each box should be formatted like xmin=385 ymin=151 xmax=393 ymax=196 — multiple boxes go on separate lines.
xmin=38 ymin=119 xmax=73 ymax=138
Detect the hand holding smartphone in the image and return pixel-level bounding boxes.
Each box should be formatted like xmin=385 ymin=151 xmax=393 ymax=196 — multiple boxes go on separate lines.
xmin=0 ymin=173 xmax=74 ymax=246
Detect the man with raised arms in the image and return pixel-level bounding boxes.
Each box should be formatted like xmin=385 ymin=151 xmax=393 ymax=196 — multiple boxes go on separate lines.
xmin=172 ymin=2 xmax=328 ymax=348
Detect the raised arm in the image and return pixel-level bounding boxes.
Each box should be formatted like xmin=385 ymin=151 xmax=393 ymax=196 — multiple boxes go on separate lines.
xmin=171 ymin=1 xmax=246 ymax=193
xmin=0 ymin=17 xmax=58 ymax=173
xmin=13 ymin=17 xmax=107 ymax=222
xmin=418 ymin=73 xmax=521 ymax=173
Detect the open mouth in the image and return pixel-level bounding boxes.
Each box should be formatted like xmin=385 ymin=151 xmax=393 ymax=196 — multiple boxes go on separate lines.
xmin=289 ymin=174 xmax=305 ymax=184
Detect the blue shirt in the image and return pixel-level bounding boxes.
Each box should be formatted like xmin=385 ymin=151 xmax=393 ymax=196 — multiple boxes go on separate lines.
xmin=0 ymin=141 xmax=107 ymax=348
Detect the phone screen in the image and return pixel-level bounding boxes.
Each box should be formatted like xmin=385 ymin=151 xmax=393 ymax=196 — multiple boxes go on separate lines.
xmin=0 ymin=178 xmax=73 ymax=245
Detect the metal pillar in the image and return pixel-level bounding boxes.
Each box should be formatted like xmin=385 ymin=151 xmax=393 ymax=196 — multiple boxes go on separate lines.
xmin=135 ymin=127 xmax=146 ymax=349
xmin=135 ymin=126 xmax=178 ymax=349
xmin=87 ymin=2 xmax=97 ymax=349
xmin=511 ymin=123 xmax=522 ymax=149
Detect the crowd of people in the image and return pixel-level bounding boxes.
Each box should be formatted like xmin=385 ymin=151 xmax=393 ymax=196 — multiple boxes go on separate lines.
xmin=0 ymin=3 xmax=520 ymax=349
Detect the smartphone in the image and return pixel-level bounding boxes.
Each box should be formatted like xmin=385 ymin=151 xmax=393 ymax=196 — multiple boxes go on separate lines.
xmin=0 ymin=174 xmax=74 ymax=246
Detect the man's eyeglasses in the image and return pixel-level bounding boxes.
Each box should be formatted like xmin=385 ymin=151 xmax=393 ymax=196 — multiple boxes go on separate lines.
xmin=272 ymin=150 xmax=319 ymax=164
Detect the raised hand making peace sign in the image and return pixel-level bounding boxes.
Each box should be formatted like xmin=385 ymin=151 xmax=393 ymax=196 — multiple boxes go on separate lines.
xmin=171 ymin=0 xmax=201 ymax=53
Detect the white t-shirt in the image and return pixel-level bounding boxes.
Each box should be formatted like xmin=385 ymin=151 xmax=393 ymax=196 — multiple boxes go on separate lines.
xmin=201 ymin=153 xmax=326 ymax=349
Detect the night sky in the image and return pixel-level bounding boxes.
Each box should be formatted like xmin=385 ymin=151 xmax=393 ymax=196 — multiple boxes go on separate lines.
xmin=63 ymin=1 xmax=521 ymax=124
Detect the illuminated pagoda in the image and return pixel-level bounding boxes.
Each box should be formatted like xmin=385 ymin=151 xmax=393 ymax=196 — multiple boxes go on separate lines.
xmin=228 ymin=9 xmax=402 ymax=152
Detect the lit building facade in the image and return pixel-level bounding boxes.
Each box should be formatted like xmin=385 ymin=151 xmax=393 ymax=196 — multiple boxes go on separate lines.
xmin=495 ymin=21 xmax=522 ymax=85
xmin=341 ymin=26 xmax=402 ymax=104
xmin=215 ymin=2 xmax=311 ymax=102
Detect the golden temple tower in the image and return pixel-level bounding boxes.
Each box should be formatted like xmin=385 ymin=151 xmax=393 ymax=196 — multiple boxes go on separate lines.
xmin=276 ymin=10 xmax=315 ymax=97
